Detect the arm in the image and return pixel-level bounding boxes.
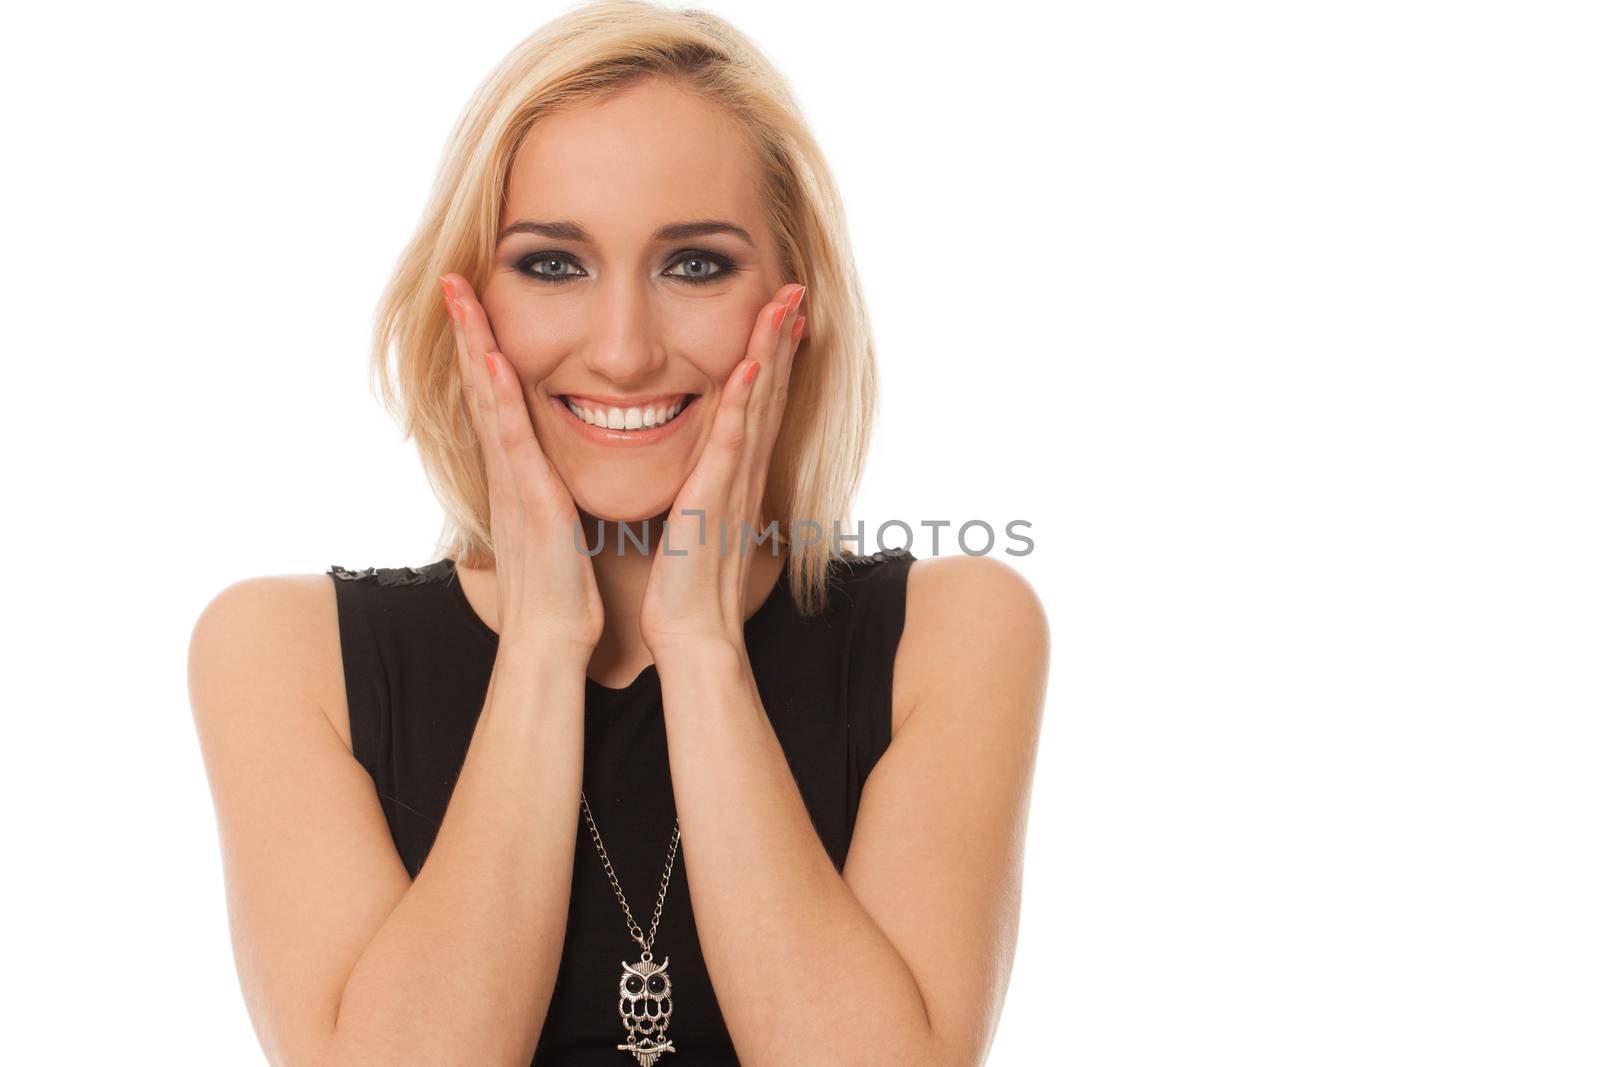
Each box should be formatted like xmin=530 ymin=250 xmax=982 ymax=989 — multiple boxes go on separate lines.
xmin=188 ymin=574 xmax=587 ymax=1066
xmin=653 ymin=555 xmax=1050 ymax=1066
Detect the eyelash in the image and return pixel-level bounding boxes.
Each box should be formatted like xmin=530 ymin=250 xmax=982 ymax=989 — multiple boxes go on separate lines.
xmin=512 ymin=249 xmax=741 ymax=286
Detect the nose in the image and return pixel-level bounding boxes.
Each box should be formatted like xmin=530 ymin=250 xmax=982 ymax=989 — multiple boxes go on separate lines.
xmin=581 ymin=283 xmax=667 ymax=386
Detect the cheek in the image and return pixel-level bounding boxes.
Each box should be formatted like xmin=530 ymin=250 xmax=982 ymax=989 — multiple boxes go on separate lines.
xmin=669 ymin=301 xmax=761 ymax=379
xmin=481 ymin=293 xmax=569 ymax=378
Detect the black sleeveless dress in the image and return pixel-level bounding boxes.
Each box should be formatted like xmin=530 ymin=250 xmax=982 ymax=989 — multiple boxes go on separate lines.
xmin=326 ymin=547 xmax=916 ymax=1066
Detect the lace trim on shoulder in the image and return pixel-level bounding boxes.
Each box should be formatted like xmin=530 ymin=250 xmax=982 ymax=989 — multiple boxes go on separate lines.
xmin=327 ymin=559 xmax=456 ymax=587
xmin=835 ymin=546 xmax=913 ymax=567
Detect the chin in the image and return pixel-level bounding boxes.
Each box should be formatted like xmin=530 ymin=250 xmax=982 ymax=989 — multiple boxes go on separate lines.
xmin=571 ymin=483 xmax=680 ymax=526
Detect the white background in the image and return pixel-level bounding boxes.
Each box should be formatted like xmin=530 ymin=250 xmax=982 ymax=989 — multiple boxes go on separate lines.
xmin=2 ymin=1 xmax=1596 ymax=1063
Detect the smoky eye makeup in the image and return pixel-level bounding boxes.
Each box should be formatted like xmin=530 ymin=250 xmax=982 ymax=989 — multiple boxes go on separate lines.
xmin=510 ymin=248 xmax=743 ymax=286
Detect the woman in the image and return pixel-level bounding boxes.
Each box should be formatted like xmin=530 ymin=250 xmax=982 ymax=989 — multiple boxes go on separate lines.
xmin=189 ymin=2 xmax=1048 ymax=1064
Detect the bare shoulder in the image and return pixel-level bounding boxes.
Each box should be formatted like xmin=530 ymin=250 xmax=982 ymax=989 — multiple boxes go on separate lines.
xmin=891 ymin=554 xmax=1051 ymax=735
xmin=187 ymin=571 xmax=352 ymax=753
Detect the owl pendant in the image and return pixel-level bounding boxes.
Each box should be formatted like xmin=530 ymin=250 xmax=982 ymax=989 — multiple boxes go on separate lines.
xmin=615 ymin=952 xmax=675 ymax=1066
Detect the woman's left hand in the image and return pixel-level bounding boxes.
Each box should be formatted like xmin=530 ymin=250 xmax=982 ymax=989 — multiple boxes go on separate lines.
xmin=639 ymin=282 xmax=807 ymax=656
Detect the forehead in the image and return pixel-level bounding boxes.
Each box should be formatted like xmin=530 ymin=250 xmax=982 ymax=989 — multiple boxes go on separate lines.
xmin=503 ymin=78 xmax=764 ymax=242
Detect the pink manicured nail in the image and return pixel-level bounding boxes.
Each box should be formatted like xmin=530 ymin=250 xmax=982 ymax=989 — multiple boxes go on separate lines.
xmin=744 ymin=360 xmax=761 ymax=385
xmin=483 ymin=351 xmax=496 ymax=379
xmin=771 ymin=303 xmax=787 ymax=330
xmin=791 ymin=315 xmax=805 ymax=342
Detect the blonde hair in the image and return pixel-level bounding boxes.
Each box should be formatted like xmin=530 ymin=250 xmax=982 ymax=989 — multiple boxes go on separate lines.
xmin=369 ymin=0 xmax=877 ymax=616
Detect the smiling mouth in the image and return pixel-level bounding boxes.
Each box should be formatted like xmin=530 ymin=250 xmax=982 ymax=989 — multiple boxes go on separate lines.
xmin=559 ymin=393 xmax=699 ymax=431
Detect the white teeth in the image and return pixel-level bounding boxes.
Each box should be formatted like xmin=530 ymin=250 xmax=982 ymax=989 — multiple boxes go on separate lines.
xmin=566 ymin=397 xmax=690 ymax=431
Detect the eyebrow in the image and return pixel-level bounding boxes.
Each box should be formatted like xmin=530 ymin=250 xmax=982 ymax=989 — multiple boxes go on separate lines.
xmin=495 ymin=217 xmax=755 ymax=248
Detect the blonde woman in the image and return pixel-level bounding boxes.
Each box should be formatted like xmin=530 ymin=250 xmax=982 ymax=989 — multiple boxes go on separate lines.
xmin=188 ymin=2 xmax=1048 ymax=1064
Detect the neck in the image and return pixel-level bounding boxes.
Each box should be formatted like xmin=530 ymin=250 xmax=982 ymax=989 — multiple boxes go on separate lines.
xmin=580 ymin=510 xmax=663 ymax=669
xmin=456 ymin=509 xmax=788 ymax=687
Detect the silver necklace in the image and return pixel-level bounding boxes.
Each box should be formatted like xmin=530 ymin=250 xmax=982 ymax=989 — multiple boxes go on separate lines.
xmin=580 ymin=790 xmax=680 ymax=1066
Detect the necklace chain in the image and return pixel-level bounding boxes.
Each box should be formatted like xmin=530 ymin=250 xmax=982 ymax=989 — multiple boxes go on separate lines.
xmin=579 ymin=790 xmax=680 ymax=955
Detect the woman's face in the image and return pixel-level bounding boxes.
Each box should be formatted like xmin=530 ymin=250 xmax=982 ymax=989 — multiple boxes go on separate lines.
xmin=479 ymin=77 xmax=787 ymax=523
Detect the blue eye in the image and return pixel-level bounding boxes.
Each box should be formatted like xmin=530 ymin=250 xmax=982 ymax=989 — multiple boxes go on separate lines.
xmin=513 ymin=249 xmax=740 ymax=286
xmin=516 ymin=253 xmax=586 ymax=284
xmin=663 ymin=252 xmax=736 ymax=284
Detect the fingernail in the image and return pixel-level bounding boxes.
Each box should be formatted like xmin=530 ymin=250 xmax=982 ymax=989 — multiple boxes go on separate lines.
xmin=439 ymin=275 xmax=456 ymax=300
xmin=789 ymin=286 xmax=806 ymax=311
xmin=484 ymin=351 xmax=496 ymax=380
xmin=791 ymin=315 xmax=805 ymax=343
xmin=771 ymin=303 xmax=788 ymax=330
xmin=744 ymin=360 xmax=761 ymax=385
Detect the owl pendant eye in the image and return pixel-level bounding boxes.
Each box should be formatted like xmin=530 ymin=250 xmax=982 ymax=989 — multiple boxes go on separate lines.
xmin=616 ymin=952 xmax=676 ymax=1065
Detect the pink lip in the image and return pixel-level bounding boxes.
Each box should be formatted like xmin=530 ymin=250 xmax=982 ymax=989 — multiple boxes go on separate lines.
xmin=550 ymin=393 xmax=700 ymax=448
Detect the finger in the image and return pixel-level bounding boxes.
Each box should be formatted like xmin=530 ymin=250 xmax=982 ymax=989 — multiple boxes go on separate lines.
xmin=442 ymin=279 xmax=491 ymax=440
xmin=762 ymin=284 xmax=804 ymax=368
xmin=772 ymin=310 xmax=803 ymax=419
xmin=444 ymin=274 xmax=506 ymax=367
xmin=455 ymin=288 xmax=537 ymax=465
xmin=742 ymin=310 xmax=801 ymax=498
xmin=691 ymin=356 xmax=761 ymax=505
xmin=455 ymin=299 xmax=511 ymax=494
xmin=440 ymin=275 xmax=556 ymax=496
xmin=441 ymin=272 xmax=501 ymax=399
xmin=775 ymin=284 xmax=805 ymax=356
xmin=764 ymin=302 xmax=803 ymax=424
xmin=759 ymin=284 xmax=804 ymax=397
xmin=748 ymin=285 xmax=801 ymax=365
xmin=743 ymin=286 xmax=804 ymax=484
xmin=786 ymin=314 xmax=807 ymax=380
xmin=741 ymin=284 xmax=799 ymax=431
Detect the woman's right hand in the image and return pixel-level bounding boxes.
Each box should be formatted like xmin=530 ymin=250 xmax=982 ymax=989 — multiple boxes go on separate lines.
xmin=441 ymin=273 xmax=605 ymax=657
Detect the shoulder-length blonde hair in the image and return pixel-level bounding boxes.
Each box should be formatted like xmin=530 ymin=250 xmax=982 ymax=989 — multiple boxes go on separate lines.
xmin=369 ymin=0 xmax=877 ymax=617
